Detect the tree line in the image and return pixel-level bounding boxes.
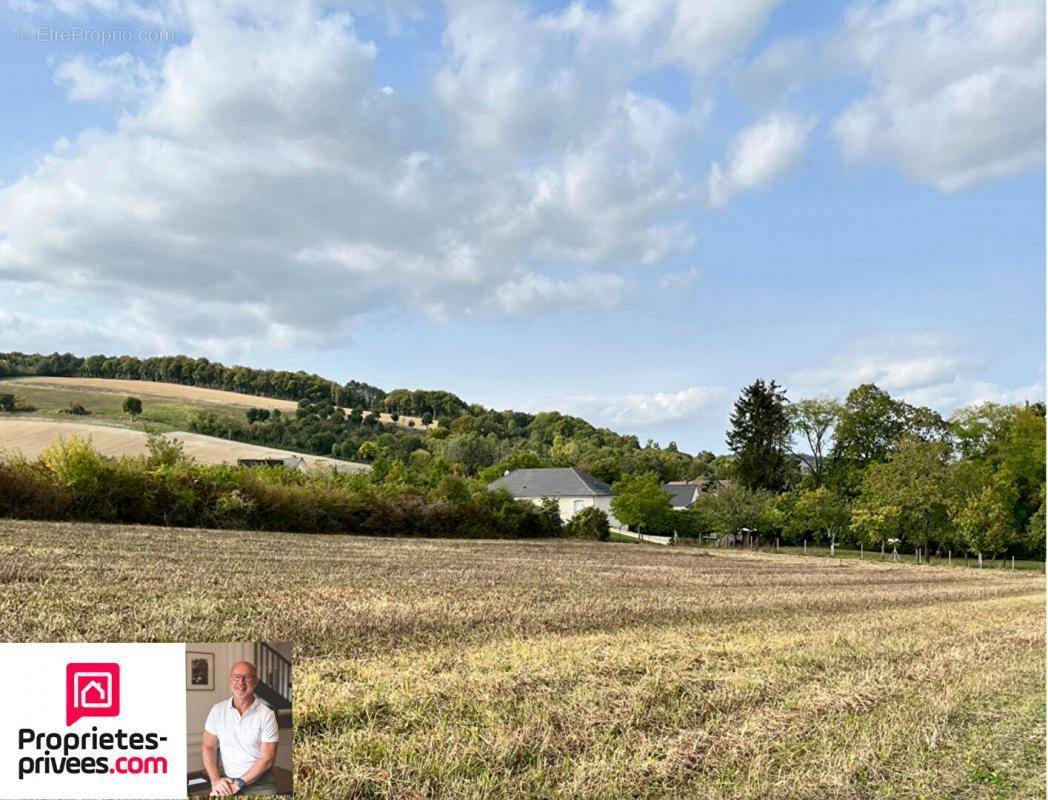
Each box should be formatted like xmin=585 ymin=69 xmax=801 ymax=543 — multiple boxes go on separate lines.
xmin=612 ymin=380 xmax=1045 ymax=561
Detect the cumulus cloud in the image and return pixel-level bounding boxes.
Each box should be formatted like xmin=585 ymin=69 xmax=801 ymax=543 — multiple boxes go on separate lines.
xmin=831 ymin=0 xmax=1045 ymax=191
xmin=53 ymin=53 xmax=159 ymax=105
xmin=788 ymin=332 xmax=1042 ymax=415
xmin=0 ymin=0 xmax=786 ymax=348
xmin=492 ymin=272 xmax=628 ymax=317
xmin=706 ymin=112 xmax=815 ymax=207
xmin=560 ymin=385 xmax=726 ymax=428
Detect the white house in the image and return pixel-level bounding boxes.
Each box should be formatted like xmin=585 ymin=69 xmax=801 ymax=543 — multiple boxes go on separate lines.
xmin=488 ymin=466 xmax=621 ymax=527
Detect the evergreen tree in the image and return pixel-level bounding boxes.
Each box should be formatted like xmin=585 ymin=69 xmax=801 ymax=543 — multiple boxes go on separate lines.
xmin=726 ymin=379 xmax=790 ymax=492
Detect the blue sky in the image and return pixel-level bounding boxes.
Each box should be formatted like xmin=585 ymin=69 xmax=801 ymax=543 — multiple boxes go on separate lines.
xmin=0 ymin=0 xmax=1043 ymax=453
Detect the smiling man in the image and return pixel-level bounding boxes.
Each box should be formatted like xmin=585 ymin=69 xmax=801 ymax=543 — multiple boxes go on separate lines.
xmin=202 ymin=660 xmax=279 ymax=797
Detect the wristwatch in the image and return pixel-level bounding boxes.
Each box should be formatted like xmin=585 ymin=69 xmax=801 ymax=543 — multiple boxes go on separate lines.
xmin=235 ymin=777 xmax=247 ymax=791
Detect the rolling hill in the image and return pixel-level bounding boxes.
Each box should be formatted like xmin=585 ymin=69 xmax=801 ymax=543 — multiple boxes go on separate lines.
xmin=0 ymin=418 xmax=370 ymax=472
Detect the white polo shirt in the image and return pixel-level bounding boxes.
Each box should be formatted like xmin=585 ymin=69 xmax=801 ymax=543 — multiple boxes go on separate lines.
xmin=204 ymin=696 xmax=279 ymax=779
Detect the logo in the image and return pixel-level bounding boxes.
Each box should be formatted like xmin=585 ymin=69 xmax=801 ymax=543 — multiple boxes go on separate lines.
xmin=66 ymin=663 xmax=120 ymax=726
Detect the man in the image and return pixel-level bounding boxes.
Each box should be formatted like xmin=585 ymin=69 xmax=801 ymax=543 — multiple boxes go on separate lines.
xmin=203 ymin=660 xmax=279 ymax=797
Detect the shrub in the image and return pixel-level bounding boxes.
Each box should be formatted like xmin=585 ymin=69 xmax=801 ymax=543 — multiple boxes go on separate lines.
xmin=0 ymin=393 xmax=15 ymax=412
xmin=145 ymin=432 xmax=190 ymax=469
xmin=538 ymin=497 xmax=563 ymax=537
xmin=564 ymin=507 xmax=609 ymax=540
xmin=61 ymin=403 xmax=89 ymax=415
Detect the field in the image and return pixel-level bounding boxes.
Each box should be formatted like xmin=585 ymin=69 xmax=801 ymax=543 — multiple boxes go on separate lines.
xmin=0 ymin=418 xmax=370 ymax=472
xmin=0 ymin=521 xmax=1042 ymax=799
xmin=0 ymin=377 xmax=430 ymax=429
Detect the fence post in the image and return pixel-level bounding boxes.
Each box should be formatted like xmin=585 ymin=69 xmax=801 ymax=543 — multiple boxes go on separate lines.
xmin=916 ymin=547 xmax=921 ymax=565
xmin=803 ymin=540 xmax=807 ymax=555
xmin=859 ymin=543 xmax=863 ymax=560
xmin=775 ymin=537 xmax=779 ymax=552
xmin=948 ymin=550 xmax=951 ymax=567
xmin=881 ymin=542 xmax=885 ymax=560
xmin=831 ymin=540 xmax=835 ymax=558
xmin=1011 ymin=556 xmax=1015 ymax=571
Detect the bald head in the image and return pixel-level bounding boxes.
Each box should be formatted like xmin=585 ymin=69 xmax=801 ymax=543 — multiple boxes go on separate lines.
xmin=230 ymin=661 xmax=257 ymax=680
xmin=229 ymin=660 xmax=259 ymax=702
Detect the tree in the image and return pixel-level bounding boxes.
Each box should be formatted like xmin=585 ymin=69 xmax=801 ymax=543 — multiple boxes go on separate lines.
xmin=788 ymin=398 xmax=841 ymax=488
xmin=833 ymin=384 xmax=906 ymax=469
xmin=122 ymin=396 xmax=142 ymax=421
xmin=851 ymin=438 xmax=953 ymax=556
xmin=781 ymin=486 xmax=850 ymax=546
xmin=611 ymin=473 xmax=672 ymax=533
xmin=726 ymin=379 xmax=791 ymax=492
xmin=538 ymin=497 xmax=563 ymax=536
xmin=245 ymin=408 xmax=271 ymax=424
xmin=696 ymin=483 xmax=773 ymax=542
xmin=952 ymin=477 xmax=1017 ymax=566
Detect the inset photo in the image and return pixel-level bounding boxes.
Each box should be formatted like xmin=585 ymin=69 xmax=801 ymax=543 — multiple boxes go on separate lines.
xmin=186 ymin=642 xmax=293 ymax=797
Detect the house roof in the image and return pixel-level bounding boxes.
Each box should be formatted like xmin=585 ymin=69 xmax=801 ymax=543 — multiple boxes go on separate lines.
xmin=663 ymin=483 xmax=699 ymax=508
xmin=488 ymin=467 xmax=614 ymax=498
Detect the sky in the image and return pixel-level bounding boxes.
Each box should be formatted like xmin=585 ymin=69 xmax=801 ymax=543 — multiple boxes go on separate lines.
xmin=0 ymin=0 xmax=1044 ymax=453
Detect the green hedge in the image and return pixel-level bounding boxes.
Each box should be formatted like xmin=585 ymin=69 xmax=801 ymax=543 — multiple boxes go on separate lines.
xmin=0 ymin=437 xmax=560 ymax=539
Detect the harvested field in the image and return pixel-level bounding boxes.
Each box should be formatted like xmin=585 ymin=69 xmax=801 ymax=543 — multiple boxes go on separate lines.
xmin=0 ymin=418 xmax=369 ymax=472
xmin=0 ymin=520 xmax=1042 ymax=800
xmin=0 ymin=376 xmax=431 ymax=428
xmin=2 ymin=376 xmax=301 ymax=410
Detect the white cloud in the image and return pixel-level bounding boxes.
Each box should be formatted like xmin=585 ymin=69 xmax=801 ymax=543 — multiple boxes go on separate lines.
xmin=706 ymin=112 xmax=816 ymax=207
xmin=831 ymin=0 xmax=1045 ymax=191
xmin=560 ymin=385 xmax=726 ymax=428
xmin=735 ymin=36 xmax=816 ymax=106
xmin=788 ymin=332 xmax=1042 ymax=415
xmin=0 ymin=0 xmax=784 ymax=348
xmin=492 ymin=272 xmax=628 ymax=317
xmin=53 ymin=53 xmax=159 ymax=105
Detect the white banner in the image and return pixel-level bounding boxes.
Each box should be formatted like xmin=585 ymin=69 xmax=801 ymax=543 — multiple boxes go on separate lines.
xmin=0 ymin=643 xmax=187 ymax=799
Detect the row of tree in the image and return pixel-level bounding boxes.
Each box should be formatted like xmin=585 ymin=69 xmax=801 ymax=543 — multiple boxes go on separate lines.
xmin=612 ymin=380 xmax=1045 ymax=559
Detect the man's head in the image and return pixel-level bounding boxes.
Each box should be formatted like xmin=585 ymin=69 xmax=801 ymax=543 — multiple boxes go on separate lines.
xmin=228 ymin=660 xmax=258 ymax=702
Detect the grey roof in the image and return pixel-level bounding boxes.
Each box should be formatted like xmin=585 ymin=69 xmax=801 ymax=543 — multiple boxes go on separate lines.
xmin=488 ymin=467 xmax=614 ymax=498
xmin=663 ymin=483 xmax=699 ymax=508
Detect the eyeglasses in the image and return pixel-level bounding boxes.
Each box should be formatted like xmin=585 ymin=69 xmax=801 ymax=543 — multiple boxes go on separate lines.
xmin=230 ymin=674 xmax=257 ymax=682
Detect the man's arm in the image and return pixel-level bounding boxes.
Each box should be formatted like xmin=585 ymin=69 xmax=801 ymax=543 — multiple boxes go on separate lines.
xmin=202 ymin=730 xmax=237 ymax=797
xmin=236 ymin=741 xmax=277 ymax=788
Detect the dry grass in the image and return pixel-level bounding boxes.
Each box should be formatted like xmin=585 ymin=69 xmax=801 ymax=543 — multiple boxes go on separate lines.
xmin=0 ymin=418 xmax=370 ymax=472
xmin=1 ymin=377 xmax=432 ymax=429
xmin=0 ymin=520 xmax=1042 ymax=799
xmin=4 ymin=376 xmax=302 ymax=411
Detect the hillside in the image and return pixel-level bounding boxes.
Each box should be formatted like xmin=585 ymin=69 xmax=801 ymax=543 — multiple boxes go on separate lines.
xmin=0 ymin=418 xmax=370 ymax=472
xmin=0 ymin=377 xmax=430 ymax=430
xmin=0 ymin=352 xmax=714 ymax=483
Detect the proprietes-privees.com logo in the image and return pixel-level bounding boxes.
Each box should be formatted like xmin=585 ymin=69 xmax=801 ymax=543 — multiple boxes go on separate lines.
xmin=17 ymin=663 xmax=169 ymax=781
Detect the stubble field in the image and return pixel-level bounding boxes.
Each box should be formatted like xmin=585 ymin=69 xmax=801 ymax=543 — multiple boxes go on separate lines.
xmin=0 ymin=520 xmax=1042 ymax=799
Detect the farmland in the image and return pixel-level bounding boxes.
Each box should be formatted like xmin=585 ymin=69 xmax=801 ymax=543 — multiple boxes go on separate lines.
xmin=0 ymin=376 xmax=429 ymax=429
xmin=0 ymin=418 xmax=369 ymax=471
xmin=0 ymin=520 xmax=1042 ymax=799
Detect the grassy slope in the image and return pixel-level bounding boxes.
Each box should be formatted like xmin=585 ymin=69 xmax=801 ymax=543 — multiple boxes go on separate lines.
xmin=0 ymin=521 xmax=1042 ymax=800
xmin=0 ymin=377 xmax=432 ymax=430
xmin=0 ymin=378 xmax=248 ymax=432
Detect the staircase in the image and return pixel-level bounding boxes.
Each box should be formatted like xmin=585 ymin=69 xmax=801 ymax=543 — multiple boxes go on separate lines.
xmin=253 ymin=642 xmax=292 ymax=728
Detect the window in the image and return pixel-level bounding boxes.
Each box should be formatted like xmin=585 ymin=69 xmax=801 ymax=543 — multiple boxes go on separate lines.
xmin=572 ymin=500 xmax=585 ymax=513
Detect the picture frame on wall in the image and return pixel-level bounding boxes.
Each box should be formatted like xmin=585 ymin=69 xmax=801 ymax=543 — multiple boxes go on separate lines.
xmin=187 ymin=651 xmax=214 ymax=691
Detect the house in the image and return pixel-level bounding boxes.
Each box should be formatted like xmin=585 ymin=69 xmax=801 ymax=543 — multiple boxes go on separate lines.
xmin=237 ymin=457 xmax=306 ymax=470
xmin=488 ymin=467 xmax=621 ymax=526
xmin=662 ymin=478 xmax=729 ymax=510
